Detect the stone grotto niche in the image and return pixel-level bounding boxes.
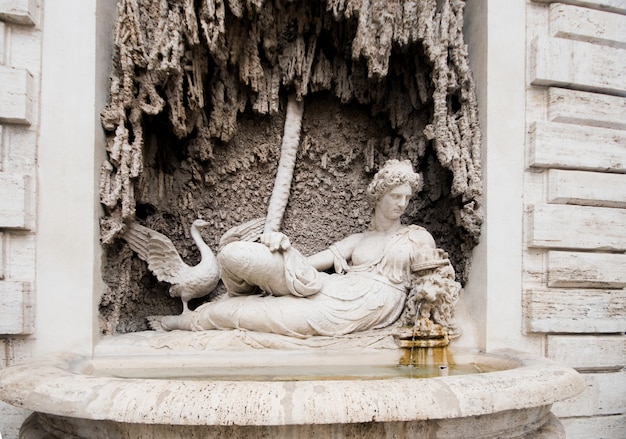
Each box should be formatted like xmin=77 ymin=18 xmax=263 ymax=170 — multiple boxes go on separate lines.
xmin=98 ymin=0 xmax=482 ymax=335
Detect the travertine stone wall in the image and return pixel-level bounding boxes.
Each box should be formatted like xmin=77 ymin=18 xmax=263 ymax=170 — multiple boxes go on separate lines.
xmin=0 ymin=1 xmax=624 ymax=437
xmin=0 ymin=0 xmax=41 ymax=435
xmin=0 ymin=0 xmax=39 ymax=341
xmin=526 ymin=1 xmax=626 ymax=437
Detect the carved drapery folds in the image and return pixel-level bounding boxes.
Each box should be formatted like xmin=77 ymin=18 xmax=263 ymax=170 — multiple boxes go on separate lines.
xmin=98 ymin=0 xmax=482 ymax=333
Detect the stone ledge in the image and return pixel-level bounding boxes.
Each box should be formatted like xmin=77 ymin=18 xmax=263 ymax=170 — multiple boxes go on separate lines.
xmin=561 ymin=414 xmax=626 ymax=439
xmin=546 ymin=334 xmax=626 ymax=371
xmin=531 ymin=36 xmax=626 ymax=96
xmin=529 ymin=204 xmax=626 ymax=251
xmin=553 ymin=371 xmax=626 ymax=417
xmin=0 ymin=280 xmax=32 ymax=334
xmin=0 ymin=0 xmax=38 ymax=26
xmin=547 ymin=88 xmax=626 ymax=130
xmin=532 ymin=0 xmax=626 ymax=15
xmin=0 ymin=349 xmax=584 ymax=429
xmin=0 ymin=232 xmax=4 ymax=280
xmin=547 ymin=169 xmax=626 ymax=208
xmin=548 ymin=250 xmax=626 ymax=288
xmin=549 ymin=3 xmax=626 ymax=49
xmin=528 ymin=121 xmax=626 ymax=173
xmin=524 ymin=288 xmax=626 ymax=333
xmin=0 ymin=66 xmax=34 ymax=124
xmin=0 ymin=172 xmax=32 ymax=229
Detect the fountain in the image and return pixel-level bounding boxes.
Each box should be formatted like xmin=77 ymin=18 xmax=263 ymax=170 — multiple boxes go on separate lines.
xmin=0 ymin=1 xmax=585 ymax=438
xmin=1 ymin=343 xmax=583 ymax=438
xmin=0 ymin=155 xmax=585 ymax=437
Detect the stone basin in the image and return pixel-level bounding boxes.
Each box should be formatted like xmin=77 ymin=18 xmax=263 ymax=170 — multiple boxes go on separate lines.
xmin=0 ymin=338 xmax=584 ymax=439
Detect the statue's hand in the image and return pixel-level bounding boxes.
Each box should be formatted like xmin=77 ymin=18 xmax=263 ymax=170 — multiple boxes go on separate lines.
xmin=261 ymin=232 xmax=292 ymax=252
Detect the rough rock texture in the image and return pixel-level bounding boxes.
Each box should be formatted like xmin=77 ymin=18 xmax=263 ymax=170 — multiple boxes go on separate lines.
xmin=99 ymin=0 xmax=482 ymax=334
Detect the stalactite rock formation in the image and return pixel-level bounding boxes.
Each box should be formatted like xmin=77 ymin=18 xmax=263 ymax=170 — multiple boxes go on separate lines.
xmin=99 ymin=0 xmax=483 ymax=333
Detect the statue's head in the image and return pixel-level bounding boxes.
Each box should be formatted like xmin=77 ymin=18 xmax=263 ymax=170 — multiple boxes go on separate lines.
xmin=366 ymin=160 xmax=422 ymax=209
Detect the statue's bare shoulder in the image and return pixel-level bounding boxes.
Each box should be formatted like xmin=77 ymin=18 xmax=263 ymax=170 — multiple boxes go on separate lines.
xmin=404 ymin=225 xmax=437 ymax=249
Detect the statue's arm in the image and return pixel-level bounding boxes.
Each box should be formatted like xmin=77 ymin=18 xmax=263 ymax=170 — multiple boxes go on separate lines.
xmin=258 ymin=231 xmax=344 ymax=271
xmin=306 ymin=249 xmax=334 ymax=271
xmin=306 ymin=233 xmax=361 ymax=272
xmin=260 ymin=232 xmax=293 ymax=252
xmin=260 ymin=231 xmax=361 ymax=272
xmin=405 ymin=225 xmax=437 ymax=251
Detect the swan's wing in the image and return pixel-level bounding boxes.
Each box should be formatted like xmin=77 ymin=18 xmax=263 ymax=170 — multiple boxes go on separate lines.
xmin=145 ymin=235 xmax=187 ymax=283
xmin=121 ymin=222 xmax=153 ymax=261
xmin=123 ymin=222 xmax=186 ymax=283
xmin=219 ymin=217 xmax=265 ymax=251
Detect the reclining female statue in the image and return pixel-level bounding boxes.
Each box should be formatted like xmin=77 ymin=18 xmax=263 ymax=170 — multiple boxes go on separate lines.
xmin=160 ymin=159 xmax=451 ymax=338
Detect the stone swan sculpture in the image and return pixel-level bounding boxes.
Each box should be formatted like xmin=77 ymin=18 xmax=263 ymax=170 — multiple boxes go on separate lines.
xmin=122 ymin=219 xmax=220 ymax=314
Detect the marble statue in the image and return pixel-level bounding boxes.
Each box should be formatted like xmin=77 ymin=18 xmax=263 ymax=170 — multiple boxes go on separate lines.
xmin=159 ymin=160 xmax=458 ymax=338
xmin=122 ymin=219 xmax=220 ymax=314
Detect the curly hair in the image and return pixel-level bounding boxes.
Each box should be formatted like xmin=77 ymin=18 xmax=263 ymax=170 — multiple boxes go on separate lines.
xmin=366 ymin=160 xmax=422 ymax=208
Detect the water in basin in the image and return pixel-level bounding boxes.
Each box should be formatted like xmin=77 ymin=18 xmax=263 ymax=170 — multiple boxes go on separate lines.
xmin=91 ymin=362 xmax=505 ymax=381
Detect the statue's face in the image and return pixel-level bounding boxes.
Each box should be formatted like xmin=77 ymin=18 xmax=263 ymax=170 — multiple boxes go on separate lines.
xmin=376 ymin=183 xmax=413 ymax=221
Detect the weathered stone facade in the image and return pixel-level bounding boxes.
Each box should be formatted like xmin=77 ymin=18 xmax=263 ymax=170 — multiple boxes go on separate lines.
xmin=524 ymin=1 xmax=626 ymax=436
xmin=0 ymin=0 xmax=624 ymax=437
xmin=0 ymin=1 xmax=40 ymax=436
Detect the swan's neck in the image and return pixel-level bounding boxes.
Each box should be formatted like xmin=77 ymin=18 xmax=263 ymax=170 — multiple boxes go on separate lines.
xmin=191 ymin=225 xmax=215 ymax=261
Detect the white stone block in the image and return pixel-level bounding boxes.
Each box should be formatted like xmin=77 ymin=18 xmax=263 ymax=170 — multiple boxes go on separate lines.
xmin=532 ymin=0 xmax=626 ymax=15
xmin=547 ymin=334 xmax=626 ymax=370
xmin=0 ymin=232 xmax=4 ymax=280
xmin=524 ymin=288 xmax=626 ymax=333
xmin=0 ymin=400 xmax=29 ymax=439
xmin=528 ymin=121 xmax=626 ymax=173
xmin=4 ymin=126 xmax=37 ymax=169
xmin=531 ymin=36 xmax=626 ymax=96
xmin=548 ymin=169 xmax=626 ymax=208
xmin=530 ymin=204 xmax=626 ymax=251
xmin=0 ymin=334 xmax=32 ymax=367
xmin=0 ymin=0 xmax=38 ymax=26
xmin=0 ymin=173 xmax=32 ymax=229
xmin=553 ymin=371 xmax=626 ymax=417
xmin=0 ymin=21 xmax=5 ymax=62
xmin=548 ymin=251 xmax=626 ymax=288
xmin=0 ymin=280 xmax=32 ymax=334
xmin=548 ymin=88 xmax=626 ymax=130
xmin=0 ymin=65 xmax=33 ymax=124
xmin=4 ymin=232 xmax=35 ymax=280
xmin=9 ymin=23 xmax=42 ymax=74
xmin=562 ymin=414 xmax=626 ymax=439
xmin=550 ymin=3 xmax=626 ymax=49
